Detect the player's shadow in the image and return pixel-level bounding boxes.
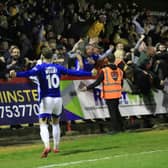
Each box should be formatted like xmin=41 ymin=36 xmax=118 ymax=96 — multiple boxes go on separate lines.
xmin=61 ymin=146 xmax=120 ymax=156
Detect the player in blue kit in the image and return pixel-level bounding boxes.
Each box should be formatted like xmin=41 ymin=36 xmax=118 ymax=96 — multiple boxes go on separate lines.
xmin=10 ymin=48 xmax=95 ymax=158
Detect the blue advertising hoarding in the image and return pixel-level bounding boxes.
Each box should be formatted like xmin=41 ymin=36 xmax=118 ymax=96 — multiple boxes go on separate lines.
xmin=0 ymin=78 xmax=39 ymax=125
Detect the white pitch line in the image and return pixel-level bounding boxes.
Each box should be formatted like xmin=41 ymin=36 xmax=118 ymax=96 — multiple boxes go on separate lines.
xmin=37 ymin=149 xmax=168 ymax=168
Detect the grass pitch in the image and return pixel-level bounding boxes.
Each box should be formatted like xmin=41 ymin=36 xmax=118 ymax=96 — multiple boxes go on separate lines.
xmin=0 ymin=129 xmax=168 ymax=168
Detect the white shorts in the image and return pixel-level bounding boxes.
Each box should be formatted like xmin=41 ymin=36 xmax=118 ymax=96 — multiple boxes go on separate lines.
xmin=39 ymin=97 xmax=63 ymax=118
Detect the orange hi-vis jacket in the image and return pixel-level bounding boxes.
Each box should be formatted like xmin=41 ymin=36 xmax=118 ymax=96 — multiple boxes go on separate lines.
xmin=101 ymin=66 xmax=123 ymax=99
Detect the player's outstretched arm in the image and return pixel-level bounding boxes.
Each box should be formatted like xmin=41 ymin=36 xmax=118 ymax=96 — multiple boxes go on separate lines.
xmin=67 ymin=69 xmax=92 ymax=76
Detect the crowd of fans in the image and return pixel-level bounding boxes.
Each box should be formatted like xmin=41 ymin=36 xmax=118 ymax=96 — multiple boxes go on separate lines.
xmin=0 ymin=0 xmax=168 ymax=95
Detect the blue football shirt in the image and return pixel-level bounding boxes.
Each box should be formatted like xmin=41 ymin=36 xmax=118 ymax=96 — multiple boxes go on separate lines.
xmin=16 ymin=63 xmax=92 ymax=100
